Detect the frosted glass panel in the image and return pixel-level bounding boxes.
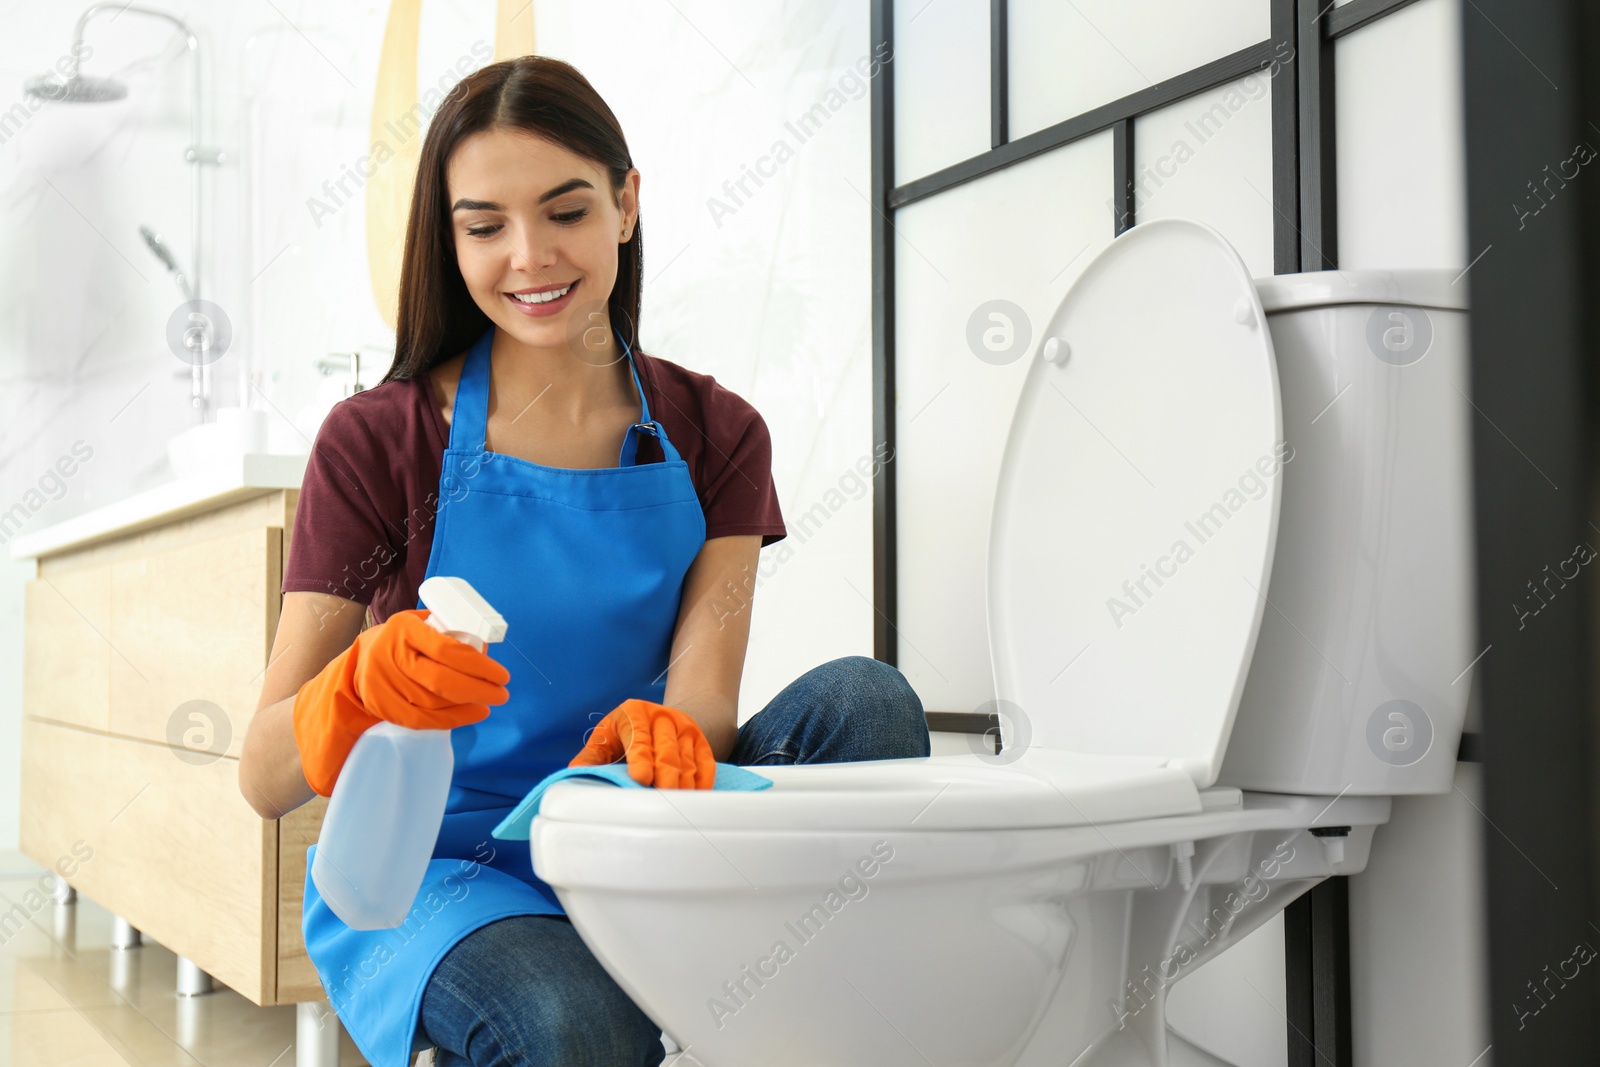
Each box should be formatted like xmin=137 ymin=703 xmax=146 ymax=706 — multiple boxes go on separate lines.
xmin=1336 ymin=0 xmax=1467 ymax=270
xmin=893 ymin=0 xmax=991 ymax=184
xmin=1133 ymin=76 xmax=1275 ymax=279
xmin=894 ymin=132 xmax=1113 ymax=714
xmin=1009 ymin=0 xmax=1270 ymax=140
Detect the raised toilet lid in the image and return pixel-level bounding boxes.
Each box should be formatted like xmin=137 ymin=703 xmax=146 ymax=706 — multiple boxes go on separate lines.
xmin=987 ymin=218 xmax=1282 ymax=789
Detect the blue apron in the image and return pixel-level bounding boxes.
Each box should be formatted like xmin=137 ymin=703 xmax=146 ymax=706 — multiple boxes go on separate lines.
xmin=301 ymin=323 xmax=707 ymax=1067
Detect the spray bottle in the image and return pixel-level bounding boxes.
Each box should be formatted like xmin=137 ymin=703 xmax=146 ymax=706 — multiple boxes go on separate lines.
xmin=310 ymin=576 xmax=507 ymax=930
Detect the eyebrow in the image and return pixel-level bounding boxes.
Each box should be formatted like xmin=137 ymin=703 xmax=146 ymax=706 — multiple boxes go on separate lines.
xmin=451 ymin=178 xmax=595 ymax=213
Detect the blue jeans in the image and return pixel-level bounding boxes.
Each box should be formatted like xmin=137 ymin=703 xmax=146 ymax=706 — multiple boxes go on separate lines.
xmin=418 ymin=655 xmax=930 ymax=1066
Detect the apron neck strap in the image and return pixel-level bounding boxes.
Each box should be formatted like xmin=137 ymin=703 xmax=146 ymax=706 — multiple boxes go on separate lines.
xmin=615 ymin=330 xmax=684 ymax=466
xmin=450 ymin=324 xmax=683 ymax=467
xmin=448 ymin=326 xmax=495 ymax=454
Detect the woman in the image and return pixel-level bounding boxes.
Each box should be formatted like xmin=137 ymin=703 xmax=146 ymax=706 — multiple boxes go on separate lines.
xmin=238 ymin=55 xmax=930 ymax=1067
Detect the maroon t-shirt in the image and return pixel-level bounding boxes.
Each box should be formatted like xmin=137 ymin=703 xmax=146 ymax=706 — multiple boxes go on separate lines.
xmin=282 ymin=348 xmax=787 ymax=623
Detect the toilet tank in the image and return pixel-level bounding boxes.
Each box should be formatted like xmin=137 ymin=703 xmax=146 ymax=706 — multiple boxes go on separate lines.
xmin=1215 ymin=270 xmax=1475 ymax=796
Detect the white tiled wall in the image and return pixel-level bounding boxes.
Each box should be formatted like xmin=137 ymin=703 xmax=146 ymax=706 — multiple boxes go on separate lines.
xmin=894 ymin=130 xmax=1113 ymax=712
xmin=1008 ymin=0 xmax=1270 ymax=140
xmin=892 ymin=0 xmax=990 ymax=183
xmin=1133 ymin=72 xmax=1276 ymax=278
xmin=1335 ymin=0 xmax=1469 ymax=271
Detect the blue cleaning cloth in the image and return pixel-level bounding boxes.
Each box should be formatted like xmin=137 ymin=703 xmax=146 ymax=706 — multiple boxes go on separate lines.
xmin=492 ymin=762 xmax=774 ymax=841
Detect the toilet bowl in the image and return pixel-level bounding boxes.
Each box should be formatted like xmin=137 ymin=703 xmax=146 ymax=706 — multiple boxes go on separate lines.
xmin=524 ymin=218 xmax=1474 ymax=1067
xmin=533 ymin=758 xmax=1387 ymax=1067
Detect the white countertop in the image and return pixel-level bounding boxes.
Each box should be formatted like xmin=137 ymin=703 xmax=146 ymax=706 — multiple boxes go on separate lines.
xmin=8 ymin=452 xmax=309 ymax=561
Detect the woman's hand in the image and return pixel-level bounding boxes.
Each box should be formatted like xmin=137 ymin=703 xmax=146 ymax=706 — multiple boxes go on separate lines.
xmin=293 ymin=609 xmax=511 ymax=796
xmin=570 ymin=698 xmax=717 ymax=789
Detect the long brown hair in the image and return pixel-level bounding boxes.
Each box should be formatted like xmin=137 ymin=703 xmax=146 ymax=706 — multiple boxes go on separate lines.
xmin=378 ymin=56 xmax=642 ymax=385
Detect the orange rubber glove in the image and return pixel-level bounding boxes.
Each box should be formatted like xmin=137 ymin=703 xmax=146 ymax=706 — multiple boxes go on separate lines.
xmin=568 ymin=698 xmax=717 ymax=789
xmin=292 ymin=609 xmax=511 ymax=796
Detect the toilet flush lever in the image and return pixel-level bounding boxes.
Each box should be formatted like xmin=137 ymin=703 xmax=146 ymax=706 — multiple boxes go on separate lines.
xmin=1042 ymin=337 xmax=1069 ymax=365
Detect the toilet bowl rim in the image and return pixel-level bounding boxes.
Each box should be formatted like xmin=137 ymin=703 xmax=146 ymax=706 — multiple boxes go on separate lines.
xmin=528 ymin=792 xmax=1393 ymax=899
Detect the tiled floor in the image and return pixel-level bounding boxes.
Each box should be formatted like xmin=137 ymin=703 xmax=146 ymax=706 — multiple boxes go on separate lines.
xmin=0 ymin=851 xmax=371 ymax=1067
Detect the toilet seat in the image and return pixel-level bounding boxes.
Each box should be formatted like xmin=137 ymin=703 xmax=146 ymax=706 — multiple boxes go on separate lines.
xmin=532 ymin=750 xmax=1239 ymax=833
xmin=987 ymin=218 xmax=1283 ymax=788
xmin=531 ymin=780 xmax=1377 ymax=900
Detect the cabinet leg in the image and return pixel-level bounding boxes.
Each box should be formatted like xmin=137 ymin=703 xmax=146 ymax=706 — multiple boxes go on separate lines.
xmin=174 ymin=955 xmax=214 ymax=997
xmin=110 ymin=915 xmax=141 ymax=950
xmin=297 ymin=1001 xmax=342 ymax=1067
xmin=50 ymin=874 xmax=75 ymax=905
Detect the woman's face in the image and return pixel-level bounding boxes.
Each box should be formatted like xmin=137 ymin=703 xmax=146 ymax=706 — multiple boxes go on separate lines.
xmin=446 ymin=127 xmax=637 ymax=357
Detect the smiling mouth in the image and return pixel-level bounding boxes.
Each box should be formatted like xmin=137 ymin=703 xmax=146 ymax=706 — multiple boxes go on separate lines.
xmin=507 ymin=279 xmax=577 ymax=306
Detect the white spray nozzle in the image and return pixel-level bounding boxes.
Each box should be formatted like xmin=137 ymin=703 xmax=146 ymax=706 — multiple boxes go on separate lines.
xmin=418 ymin=576 xmax=507 ymax=650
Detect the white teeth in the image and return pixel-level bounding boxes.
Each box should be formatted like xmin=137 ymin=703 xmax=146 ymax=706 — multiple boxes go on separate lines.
xmin=511 ymin=284 xmax=572 ymax=304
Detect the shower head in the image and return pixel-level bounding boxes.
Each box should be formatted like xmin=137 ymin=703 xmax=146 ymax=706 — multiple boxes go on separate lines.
xmin=140 ymin=225 xmax=193 ymax=300
xmin=23 ymin=73 xmax=127 ymax=103
xmin=25 ymin=3 xmax=195 ymax=106
xmin=140 ymin=225 xmax=178 ymax=271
